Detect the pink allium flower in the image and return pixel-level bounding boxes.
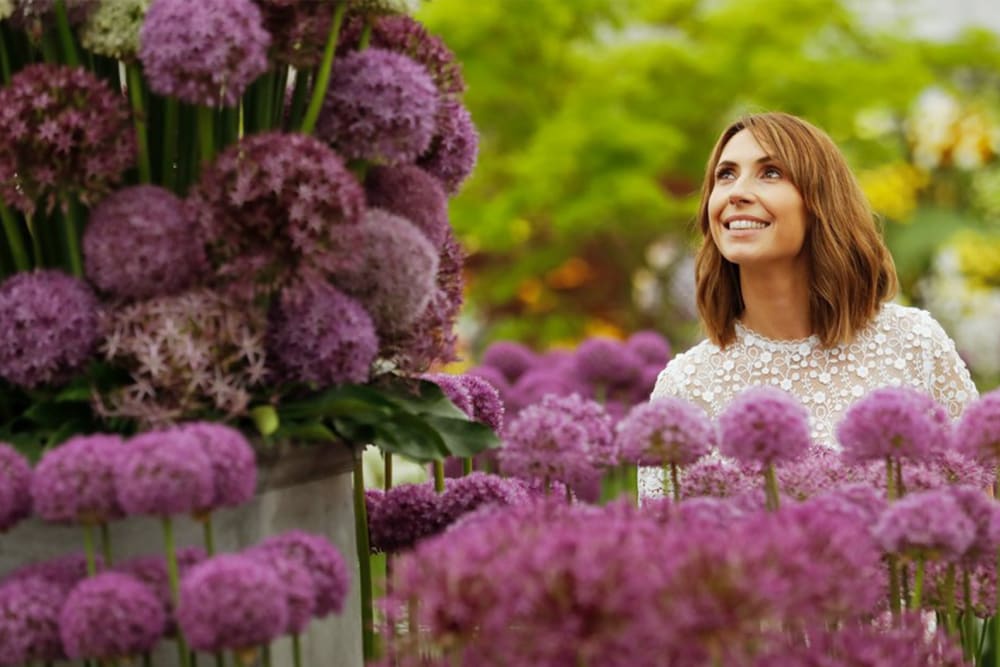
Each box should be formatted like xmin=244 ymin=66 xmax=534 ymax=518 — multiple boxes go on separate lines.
xmin=176 ymin=422 xmax=256 ymax=510
xmin=4 ymin=553 xmax=96 ymax=594
xmin=0 ymin=576 xmax=66 ymax=663
xmin=626 ymin=330 xmax=671 ymax=367
xmin=139 ymin=0 xmax=270 ymax=107
xmin=631 ymin=364 xmax=663 ymax=403
xmin=805 ymin=483 xmax=887 ymax=527
xmin=441 ymin=473 xmax=528 ymax=524
xmin=245 ymin=547 xmax=316 ymax=635
xmin=423 ymin=372 xmax=473 ymax=416
xmin=718 ymin=386 xmax=812 ymax=465
xmin=317 ymin=48 xmax=439 ymax=165
xmin=616 ymin=397 xmax=714 ymax=466
xmin=668 ymin=496 xmax=745 ymax=530
xmin=466 ymin=366 xmax=511 ymax=405
xmin=837 ymin=386 xmax=950 ymax=464
xmin=188 ymin=131 xmax=365 ymax=292
xmin=323 ymin=209 xmax=439 ymax=335
xmin=0 ymin=443 xmax=31 ymax=531
xmin=367 ymin=482 xmax=446 ymax=554
xmin=0 ymin=64 xmax=134 ymax=215
xmin=115 ymin=548 xmax=206 ymax=635
xmin=508 ymin=367 xmax=582 ymax=413
xmin=946 ymin=485 xmax=1000 ymax=564
xmin=254 ymin=531 xmax=349 ymax=617
xmin=59 ymin=572 xmax=166 ymax=659
xmin=680 ymin=457 xmax=756 ymax=499
xmin=481 ymin=341 xmax=538 ymax=384
xmin=365 ymin=164 xmax=449 ymax=250
xmin=418 ymin=99 xmax=478 ymax=195
xmin=31 ymin=434 xmax=124 ymax=524
xmin=266 ymin=279 xmax=377 ymax=386
xmin=255 ymin=0 xmax=335 ymax=67
xmin=874 ymin=489 xmax=976 ymax=561
xmin=772 ymin=446 xmax=876 ymax=501
xmin=0 ymin=270 xmax=101 ymax=389
xmin=955 ymin=388 xmax=1000 ymax=464
xmin=460 ymin=374 xmax=505 ymax=432
xmin=83 ymin=185 xmax=207 ymax=300
xmin=177 ymin=554 xmax=288 ymax=651
xmin=573 ymin=337 xmax=642 ymax=390
xmin=115 ymin=429 xmax=215 ymax=517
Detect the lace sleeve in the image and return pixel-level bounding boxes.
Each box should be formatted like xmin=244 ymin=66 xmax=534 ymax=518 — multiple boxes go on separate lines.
xmin=916 ymin=309 xmax=978 ymax=418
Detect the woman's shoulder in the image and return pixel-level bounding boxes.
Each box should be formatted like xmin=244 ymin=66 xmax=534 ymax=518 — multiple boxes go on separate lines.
xmin=870 ymin=302 xmax=952 ymax=346
xmin=650 ymin=338 xmax=721 ymax=399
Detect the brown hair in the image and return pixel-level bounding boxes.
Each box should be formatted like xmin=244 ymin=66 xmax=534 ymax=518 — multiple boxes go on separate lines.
xmin=694 ymin=112 xmax=897 ymax=348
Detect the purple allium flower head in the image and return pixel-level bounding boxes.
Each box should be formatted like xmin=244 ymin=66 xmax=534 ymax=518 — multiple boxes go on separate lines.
xmin=481 ymin=341 xmax=538 ymax=384
xmin=946 ymin=486 xmax=1000 ymax=564
xmin=4 ymin=553 xmax=96 ymax=595
xmin=245 ymin=547 xmax=316 ymax=635
xmin=955 ymin=389 xmax=1000 ymax=464
xmin=418 ymin=99 xmax=479 ymax=195
xmin=423 ymin=373 xmax=473 ymax=416
xmin=625 ymin=330 xmax=671 ymax=367
xmin=573 ymin=337 xmax=642 ymax=390
xmin=718 ymin=386 xmax=812 ymax=465
xmin=631 ymin=364 xmax=665 ymax=404
xmin=0 ymin=443 xmax=31 ymax=531
xmin=460 ymin=374 xmax=505 ymax=432
xmin=139 ymin=0 xmax=270 ymax=107
xmin=805 ymin=483 xmax=887 ymax=527
xmin=920 ymin=447 xmax=995 ymax=490
xmin=837 ymin=386 xmax=950 ymax=464
xmin=254 ymin=531 xmax=349 ymax=617
xmin=177 ymin=554 xmax=287 ymax=651
xmin=316 ymin=48 xmax=439 ymax=165
xmin=467 ymin=365 xmax=511 ymax=404
xmin=669 ymin=496 xmax=745 ymax=530
xmin=188 ymin=131 xmax=365 ymax=293
xmin=0 ymin=576 xmax=67 ymax=663
xmin=680 ymin=457 xmax=756 ymax=499
xmin=616 ymin=397 xmax=714 ymax=466
xmin=266 ymin=279 xmax=377 ymax=386
xmin=0 ymin=270 xmax=100 ymax=389
xmin=323 ymin=209 xmax=439 ymax=335
xmin=508 ymin=367 xmax=582 ymax=413
xmin=0 ymin=64 xmax=134 ymax=216
xmin=115 ymin=548 xmax=206 ymax=635
xmin=176 ymin=422 xmax=256 ymax=511
xmin=31 ymin=434 xmax=124 ymax=524
xmin=116 ymin=428 xmax=215 ymax=517
xmin=770 ymin=446 xmax=875 ymax=501
xmin=365 ymin=165 xmax=449 ymax=250
xmin=874 ymin=489 xmax=976 ymax=561
xmin=367 ymin=482 xmax=447 ymax=554
xmin=59 ymin=572 xmax=166 ymax=659
xmin=256 ymin=0 xmax=336 ymax=67
xmin=441 ymin=473 xmax=528 ymax=524
xmin=7 ymin=0 xmax=95 ymax=40
xmin=84 ymin=185 xmax=207 ymax=300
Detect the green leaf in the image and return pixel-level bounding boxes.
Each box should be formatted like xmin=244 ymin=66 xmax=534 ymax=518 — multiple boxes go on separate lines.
xmin=371 ymin=412 xmax=450 ymax=463
xmin=279 ymin=384 xmax=396 ymax=422
xmin=22 ymin=400 xmax=90 ymax=428
xmin=378 ymin=379 xmax=469 ymax=420
xmin=272 ymin=420 xmax=337 ymax=443
xmin=420 ymin=415 xmax=502 ymax=457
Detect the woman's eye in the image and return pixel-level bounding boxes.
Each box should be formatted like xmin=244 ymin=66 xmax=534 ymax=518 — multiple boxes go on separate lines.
xmin=715 ymin=168 xmax=735 ymax=180
xmin=762 ymin=166 xmax=782 ymax=179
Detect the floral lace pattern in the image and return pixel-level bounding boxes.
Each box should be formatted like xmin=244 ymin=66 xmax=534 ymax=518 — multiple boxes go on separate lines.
xmin=639 ymin=303 xmax=978 ymax=499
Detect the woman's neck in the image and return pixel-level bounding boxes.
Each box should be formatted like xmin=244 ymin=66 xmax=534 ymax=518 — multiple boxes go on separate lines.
xmin=738 ymin=265 xmax=812 ymax=340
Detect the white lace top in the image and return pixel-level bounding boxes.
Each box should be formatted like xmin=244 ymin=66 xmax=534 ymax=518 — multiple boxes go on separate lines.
xmin=639 ymin=303 xmax=978 ymax=498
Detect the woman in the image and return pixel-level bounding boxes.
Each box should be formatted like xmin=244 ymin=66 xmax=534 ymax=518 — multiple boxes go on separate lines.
xmin=649 ymin=112 xmax=976 ymax=447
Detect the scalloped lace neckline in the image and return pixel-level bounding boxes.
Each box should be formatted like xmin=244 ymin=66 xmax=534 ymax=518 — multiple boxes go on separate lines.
xmin=734 ymin=320 xmax=821 ymax=349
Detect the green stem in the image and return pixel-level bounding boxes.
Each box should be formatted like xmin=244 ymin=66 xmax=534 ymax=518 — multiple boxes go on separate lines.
xmin=127 ymin=64 xmax=152 ymax=183
xmin=61 ymin=194 xmax=83 ymax=277
xmin=358 ymin=21 xmax=373 ymax=50
xmin=163 ymin=517 xmax=192 ymax=667
xmin=271 ymin=65 xmax=289 ymax=128
xmin=384 ymin=451 xmax=392 ymax=491
xmin=909 ymin=556 xmax=924 ymax=609
xmin=433 ymin=461 xmax=445 ymax=493
xmin=763 ymin=463 xmax=780 ymax=511
xmin=197 ymin=106 xmax=215 ymax=165
xmin=292 ymin=634 xmax=302 ymax=667
xmin=300 ymin=1 xmax=347 ymax=134
xmin=161 ymin=98 xmax=179 ymax=190
xmin=463 ymin=457 xmax=473 ymax=476
xmin=0 ymin=202 xmax=30 ymax=270
xmin=286 ymin=70 xmax=311 ymax=130
xmin=565 ymin=483 xmax=573 ymax=504
xmin=895 ymin=458 xmax=905 ymax=499
xmin=39 ymin=32 xmax=59 ymax=64
xmin=202 ymin=514 xmax=216 ymax=556
xmin=100 ymin=522 xmax=113 ymax=568
xmin=262 ymin=644 xmax=271 ymax=667
xmin=670 ymin=462 xmax=680 ymax=503
xmin=82 ymin=523 xmax=97 ymax=576
xmin=963 ymin=567 xmax=975 ymax=660
xmin=0 ymin=27 xmax=11 ymax=84
xmin=352 ymin=453 xmax=374 ymax=660
xmin=888 ymin=553 xmax=901 ymax=619
xmin=945 ymin=563 xmax=958 ymax=636
xmin=886 ymin=456 xmax=896 ymax=502
xmin=53 ymin=0 xmax=80 ymax=66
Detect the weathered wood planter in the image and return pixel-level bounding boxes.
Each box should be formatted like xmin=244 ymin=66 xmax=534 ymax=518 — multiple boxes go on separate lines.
xmin=0 ymin=442 xmax=363 ymax=667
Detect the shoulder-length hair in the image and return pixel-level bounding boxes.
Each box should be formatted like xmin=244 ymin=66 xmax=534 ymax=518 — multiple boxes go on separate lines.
xmin=694 ymin=112 xmax=898 ymax=348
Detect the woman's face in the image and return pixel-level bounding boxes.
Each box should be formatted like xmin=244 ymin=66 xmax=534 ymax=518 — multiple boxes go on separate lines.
xmin=707 ymin=129 xmax=809 ymax=275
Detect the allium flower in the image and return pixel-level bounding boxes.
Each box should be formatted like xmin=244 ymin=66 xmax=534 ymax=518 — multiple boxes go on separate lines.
xmin=338 ymin=13 xmax=465 ymax=98
xmin=266 ymin=279 xmax=377 ymax=386
xmin=718 ymin=386 xmax=812 ymax=465
xmin=255 ymin=531 xmax=349 ymax=616
xmin=616 ymin=398 xmax=714 ymax=466
xmin=680 ymin=457 xmax=755 ymax=499
xmin=626 ymin=330 xmax=671 ymax=366
xmin=669 ymin=496 xmax=745 ymax=529
xmin=115 ymin=429 xmax=215 ymax=517
xmin=177 ymin=422 xmax=256 ymax=510
xmin=245 ymin=548 xmax=316 ymax=635
xmin=0 ymin=444 xmax=31 ymax=531
xmin=367 ymin=482 xmax=446 ymax=554
xmin=773 ymin=446 xmax=876 ymax=501
xmin=323 ymin=209 xmax=439 ymax=335
xmin=188 ymin=131 xmax=364 ymax=292
xmin=316 ymin=48 xmax=438 ymax=165
xmin=177 ymin=554 xmax=288 ymax=651
xmin=0 ymin=64 xmax=134 ymax=215
xmin=837 ymin=386 xmax=950 ymax=464
xmin=460 ymin=374 xmax=504 ymax=432
xmin=509 ymin=367 xmax=581 ymax=413
xmin=482 ymin=341 xmax=538 ymax=384
xmin=0 ymin=270 xmax=100 ymax=389
xmin=418 ymin=99 xmax=479 ymax=195
xmin=875 ymin=489 xmax=976 ymax=560
xmin=574 ymin=338 xmax=641 ymax=390
xmin=441 ymin=473 xmax=528 ymax=524
xmin=96 ymin=288 xmax=267 ymax=426
xmin=467 ymin=365 xmax=511 ymax=404
xmin=139 ymin=0 xmax=270 ymax=107
xmin=365 ymin=165 xmax=449 ymax=249
xmin=946 ymin=486 xmax=1000 ymax=564
xmin=115 ymin=548 xmax=206 ymax=633
xmin=60 ymin=573 xmax=166 ymax=659
xmin=955 ymin=388 xmax=1000 ymax=464
xmin=80 ymin=0 xmax=150 ymax=58
xmin=7 ymin=0 xmax=95 ymax=40
xmin=255 ymin=0 xmax=335 ymax=67
xmin=84 ymin=185 xmax=206 ymax=300
xmin=423 ymin=373 xmax=473 ymax=416
xmin=31 ymin=434 xmax=124 ymax=524
xmin=4 ymin=554 xmax=95 ymax=594
xmin=0 ymin=576 xmax=66 ymax=663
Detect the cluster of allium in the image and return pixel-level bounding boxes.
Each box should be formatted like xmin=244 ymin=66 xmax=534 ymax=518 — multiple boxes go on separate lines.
xmin=115 ymin=547 xmax=206 ymax=635
xmin=418 ymin=99 xmax=479 ymax=195
xmin=0 ymin=64 xmax=134 ymax=216
xmin=96 ymin=289 xmax=267 ymax=426
xmin=83 ymin=185 xmax=207 ymax=301
xmin=79 ymin=0 xmax=151 ymax=58
xmin=138 ymin=0 xmax=270 ymax=107
xmin=383 ymin=494 xmax=896 ymax=666
xmin=31 ymin=434 xmax=124 ymax=524
xmin=837 ymin=385 xmax=951 ymax=463
xmin=0 ymin=270 xmax=101 ymax=389
xmin=365 ymin=165 xmax=449 ymax=250
xmin=6 ymin=0 xmax=95 ymax=39
xmin=955 ymin=387 xmax=1000 ymax=463
xmin=718 ymin=386 xmax=812 ymax=466
xmin=616 ymin=397 xmax=714 ymax=467
xmin=187 ymin=131 xmax=364 ymax=294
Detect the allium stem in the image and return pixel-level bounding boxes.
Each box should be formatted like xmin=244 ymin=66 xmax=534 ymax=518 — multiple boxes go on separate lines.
xmin=909 ymin=556 xmax=924 ymax=609
xmin=202 ymin=514 xmax=216 ymax=556
xmin=292 ymin=634 xmax=302 ymax=667
xmin=39 ymin=32 xmax=59 ymax=64
xmin=384 ymin=452 xmax=393 ymax=491
xmin=945 ymin=563 xmax=958 ymax=636
xmin=895 ymin=458 xmax=905 ymax=499
xmin=0 ymin=28 xmax=11 ymax=84
xmin=61 ymin=194 xmax=84 ymax=277
xmin=53 ymin=0 xmax=80 ymax=67
xmin=463 ymin=458 xmax=473 ymax=476
xmin=0 ymin=202 xmax=30 ymax=271
xmin=286 ymin=70 xmax=311 ymax=130
xmin=300 ymin=1 xmax=347 ymax=134
xmin=262 ymin=644 xmax=272 ymax=667
xmin=127 ymin=64 xmax=152 ymax=183
xmin=623 ymin=464 xmax=638 ymax=504
xmin=963 ymin=568 xmax=975 ymax=660
xmin=670 ymin=462 xmax=681 ymax=503
xmin=888 ymin=553 xmax=901 ymax=619
xmin=352 ymin=453 xmax=375 ymax=659
xmin=886 ymin=456 xmax=896 ymax=502
xmin=197 ymin=106 xmax=215 ymax=165
xmin=433 ymin=461 xmax=445 ymax=493
xmin=161 ymin=98 xmax=179 ymax=190
xmin=162 ymin=516 xmax=193 ymax=667
xmin=763 ymin=463 xmax=780 ymax=511
xmin=82 ymin=523 xmax=98 ymax=577
xmin=565 ymin=483 xmax=573 ymax=504
xmin=100 ymin=522 xmax=113 ymax=567
xmin=358 ymin=21 xmax=373 ymax=50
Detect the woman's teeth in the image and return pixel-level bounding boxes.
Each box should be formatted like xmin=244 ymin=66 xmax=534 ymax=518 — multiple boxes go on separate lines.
xmin=727 ymin=219 xmax=769 ymax=230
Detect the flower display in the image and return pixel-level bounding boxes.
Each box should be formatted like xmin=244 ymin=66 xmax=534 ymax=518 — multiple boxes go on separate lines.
xmin=417 ymin=99 xmax=479 ymax=195
xmin=0 ymin=443 xmax=32 ymax=531
xmin=115 ymin=428 xmax=215 ymax=517
xmin=954 ymin=388 xmax=1000 ymax=463
xmin=0 ymin=63 xmax=134 ymax=215
xmin=718 ymin=386 xmax=811 ymax=465
xmin=177 ymin=422 xmax=256 ymax=510
xmin=254 ymin=531 xmax=348 ymax=617
xmin=31 ymin=433 xmax=124 ymax=523
xmin=364 ymin=164 xmax=450 ymax=250
xmin=138 ymin=0 xmax=270 ymax=107
xmin=440 ymin=472 xmax=528 ymax=523
xmin=837 ymin=386 xmax=951 ymax=464
xmin=573 ymin=337 xmax=642 ymax=389
xmin=0 ymin=270 xmax=101 ymax=389
xmin=115 ymin=548 xmax=206 ymax=633
xmin=616 ymin=397 xmax=714 ymax=467
xmin=79 ymin=0 xmax=151 ymax=58
xmin=0 ymin=576 xmax=66 ymax=663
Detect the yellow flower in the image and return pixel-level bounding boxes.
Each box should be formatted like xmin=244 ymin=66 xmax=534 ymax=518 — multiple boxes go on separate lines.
xmin=858 ymin=163 xmax=928 ymax=223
